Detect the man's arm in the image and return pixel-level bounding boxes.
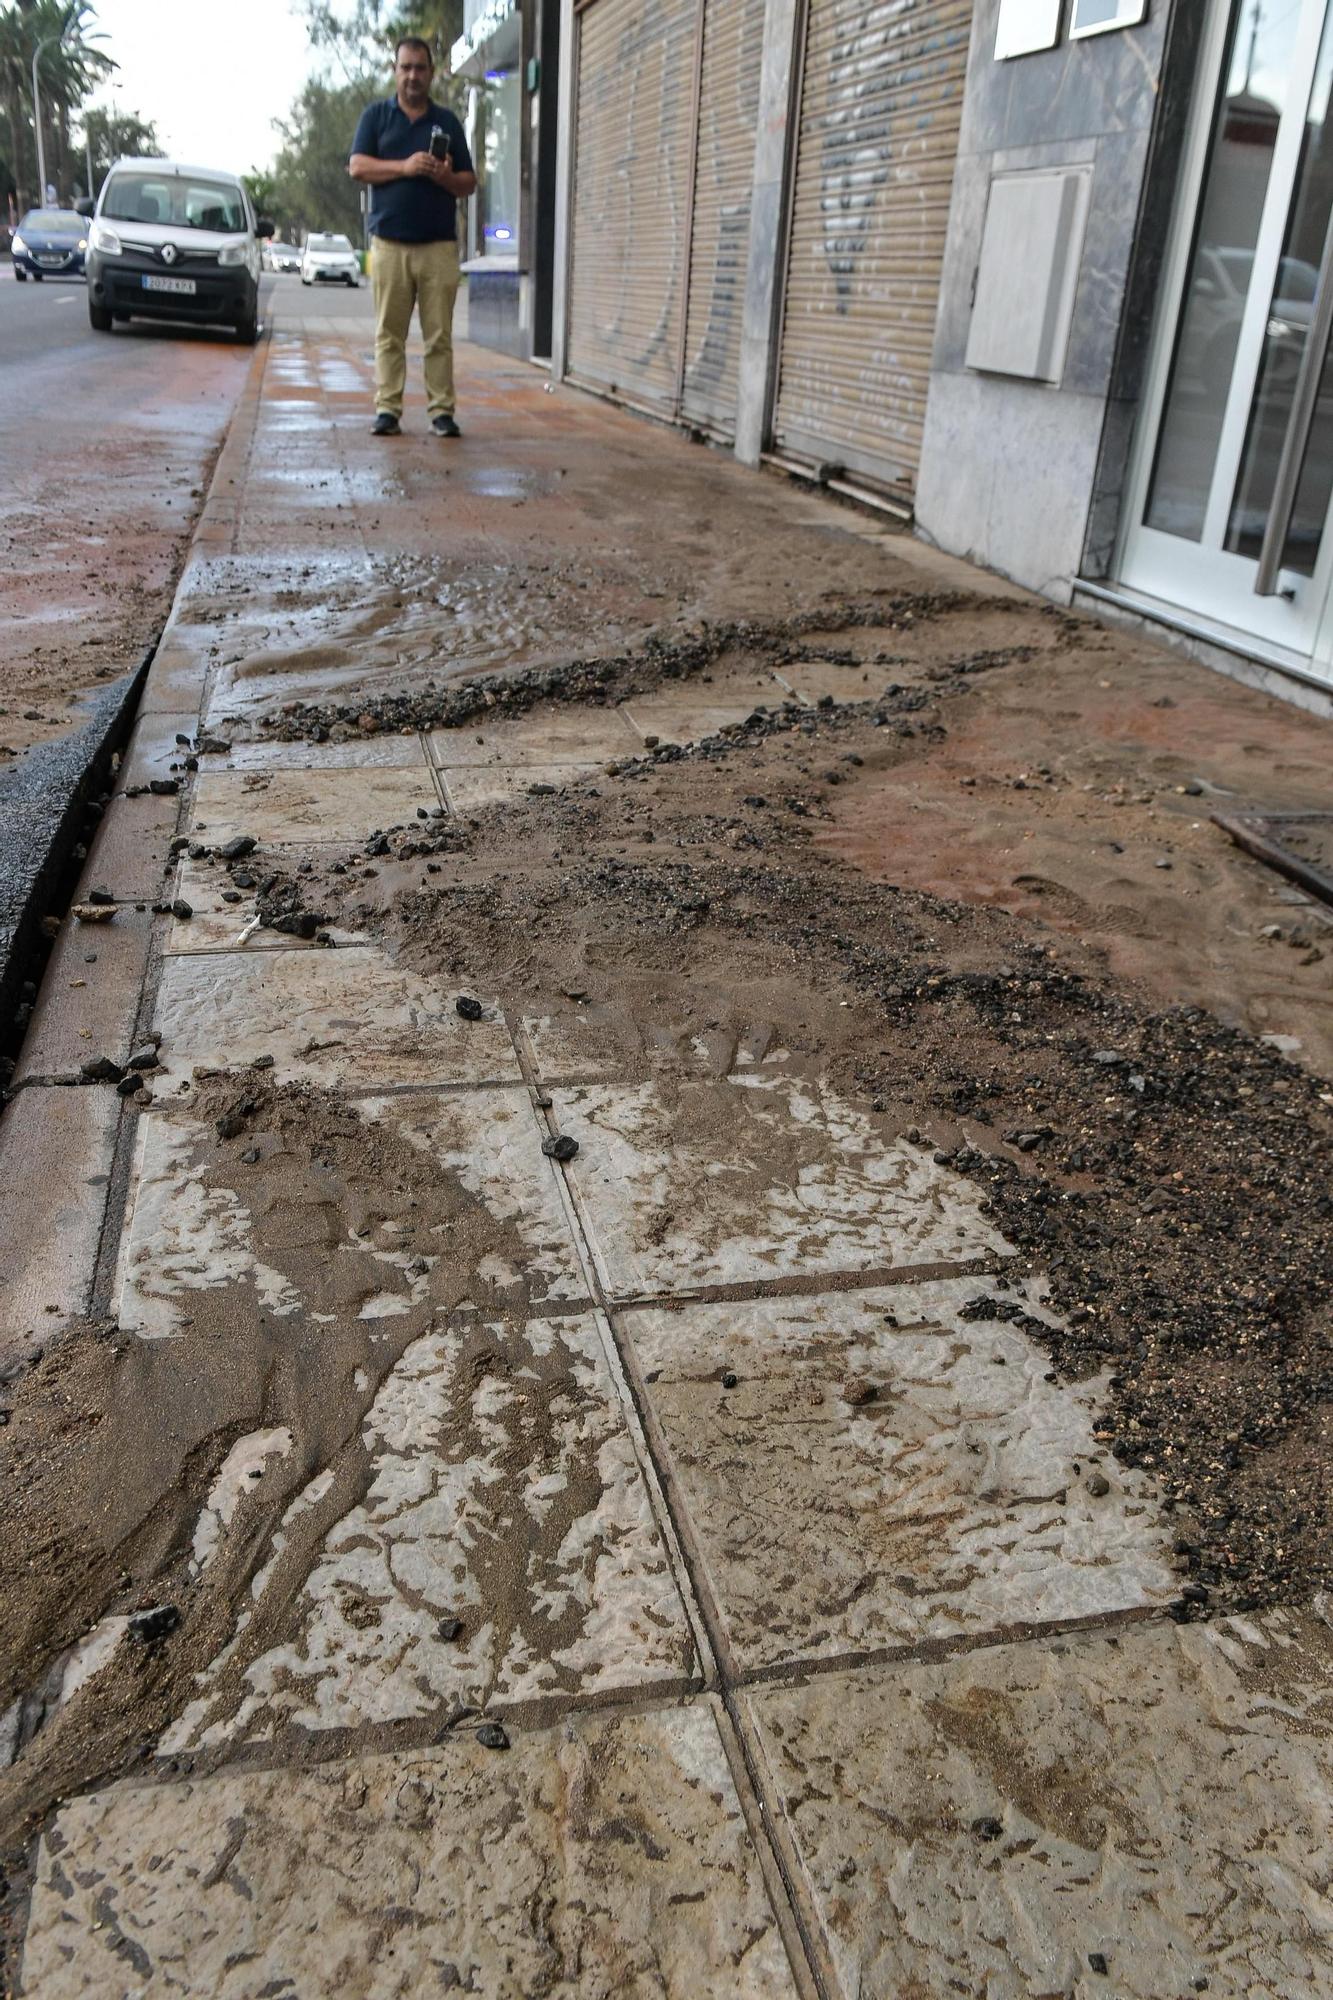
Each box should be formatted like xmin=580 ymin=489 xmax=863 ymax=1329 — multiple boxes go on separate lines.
xmin=349 ymin=152 xmax=435 ymax=184
xmin=428 ymin=156 xmax=477 ymax=197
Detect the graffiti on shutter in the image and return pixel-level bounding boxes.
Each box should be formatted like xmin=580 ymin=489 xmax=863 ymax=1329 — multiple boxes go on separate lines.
xmin=568 ymin=0 xmax=698 ymax=409
xmin=773 ymin=0 xmax=972 ymax=494
xmin=681 ymin=0 xmax=767 ymax=434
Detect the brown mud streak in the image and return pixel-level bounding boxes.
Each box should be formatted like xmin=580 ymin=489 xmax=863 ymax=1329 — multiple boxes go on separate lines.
xmin=0 ymin=1074 xmax=618 ymax=1859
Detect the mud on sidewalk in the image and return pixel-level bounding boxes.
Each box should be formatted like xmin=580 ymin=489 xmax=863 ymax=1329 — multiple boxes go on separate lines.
xmin=1 ymin=334 xmax=1330 ymax=1999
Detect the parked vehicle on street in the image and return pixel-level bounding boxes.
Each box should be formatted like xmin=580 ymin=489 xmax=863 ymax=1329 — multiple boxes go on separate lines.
xmin=80 ymin=159 xmax=274 ymax=342
xmin=301 ymin=232 xmax=360 ymax=286
xmin=263 ymin=240 xmax=301 ymax=273
xmin=10 ymin=207 xmax=88 ymax=281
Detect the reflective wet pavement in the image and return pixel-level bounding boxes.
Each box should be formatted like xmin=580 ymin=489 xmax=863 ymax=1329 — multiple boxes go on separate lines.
xmin=5 ymin=321 xmax=1332 ymax=2000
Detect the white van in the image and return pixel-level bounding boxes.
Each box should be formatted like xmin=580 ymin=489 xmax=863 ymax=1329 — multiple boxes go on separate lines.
xmin=81 ymin=159 xmax=274 ymax=343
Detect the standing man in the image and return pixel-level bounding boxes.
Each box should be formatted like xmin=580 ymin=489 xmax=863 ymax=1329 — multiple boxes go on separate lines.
xmin=349 ymin=37 xmax=477 ymax=437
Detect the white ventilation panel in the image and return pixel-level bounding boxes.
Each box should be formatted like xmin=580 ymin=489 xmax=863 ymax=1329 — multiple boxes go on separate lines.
xmin=965 ymin=165 xmax=1093 ymax=384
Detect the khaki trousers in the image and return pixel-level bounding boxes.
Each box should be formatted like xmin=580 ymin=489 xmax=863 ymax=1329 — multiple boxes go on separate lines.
xmin=371 ymin=236 xmax=460 ymax=419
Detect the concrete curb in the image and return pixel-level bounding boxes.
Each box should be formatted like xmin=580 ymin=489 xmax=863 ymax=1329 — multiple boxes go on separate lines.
xmin=0 ymin=647 xmax=156 ymax=1083
xmin=1 ymin=325 xmax=274 ymax=1094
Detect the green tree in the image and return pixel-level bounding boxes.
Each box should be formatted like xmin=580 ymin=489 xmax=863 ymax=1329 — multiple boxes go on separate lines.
xmin=0 ymin=1 xmax=114 ymax=209
xmin=270 ymin=71 xmax=376 ymax=243
xmin=80 ymin=102 xmax=158 ymax=193
xmin=304 ymin=1 xmax=465 ymax=83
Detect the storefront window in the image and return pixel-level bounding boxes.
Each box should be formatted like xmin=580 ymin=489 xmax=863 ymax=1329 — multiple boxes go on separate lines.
xmin=1143 ymin=1 xmax=1297 ymax=541
xmin=477 ymin=67 xmax=521 ymax=255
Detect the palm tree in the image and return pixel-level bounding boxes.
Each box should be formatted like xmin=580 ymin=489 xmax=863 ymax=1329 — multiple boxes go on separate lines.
xmin=0 ymin=0 xmax=113 ymax=208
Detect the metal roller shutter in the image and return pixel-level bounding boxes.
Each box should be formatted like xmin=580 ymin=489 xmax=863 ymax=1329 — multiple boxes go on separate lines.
xmin=681 ymin=0 xmax=767 ymax=436
xmin=773 ymin=0 xmax=971 ymax=495
xmin=568 ymin=0 xmax=700 ymax=411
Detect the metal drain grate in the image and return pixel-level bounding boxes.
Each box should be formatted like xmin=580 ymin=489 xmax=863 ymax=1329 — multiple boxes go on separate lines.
xmin=1213 ymin=811 xmax=1333 ymax=909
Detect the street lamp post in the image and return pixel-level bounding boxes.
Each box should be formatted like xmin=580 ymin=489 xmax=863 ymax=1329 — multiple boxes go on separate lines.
xmin=31 ymin=34 xmax=60 ymax=203
xmin=31 ymin=31 xmax=67 ymax=205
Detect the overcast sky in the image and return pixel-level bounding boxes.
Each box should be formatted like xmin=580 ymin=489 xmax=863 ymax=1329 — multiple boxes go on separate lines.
xmin=84 ymin=0 xmax=320 ymax=177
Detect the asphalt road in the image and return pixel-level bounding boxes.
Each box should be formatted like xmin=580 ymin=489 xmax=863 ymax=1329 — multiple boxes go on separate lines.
xmin=0 ymin=265 xmax=272 ymax=763
xmin=0 ymin=263 xmax=280 ymax=370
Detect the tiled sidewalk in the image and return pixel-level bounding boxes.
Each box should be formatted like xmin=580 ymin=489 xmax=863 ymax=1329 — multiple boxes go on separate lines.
xmin=9 ymin=328 xmax=1333 ymax=2000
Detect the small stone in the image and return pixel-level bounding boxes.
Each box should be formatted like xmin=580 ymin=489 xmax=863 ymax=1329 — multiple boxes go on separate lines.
xmin=1088 ymin=1953 xmax=1109 ymax=1977
xmin=972 ymin=1816 xmax=1003 ymax=1841
xmin=171 ymin=899 xmax=193 ymax=921
xmin=80 ymin=1055 xmax=125 ymax=1084
xmin=542 ymin=1134 xmax=579 ymax=1162
xmin=129 ymin=1604 xmax=180 ymax=1644
xmin=241 ymin=1147 xmax=260 ymax=1164
xmin=1154 ymin=857 xmax=1173 ymax=870
xmin=86 ymin=886 xmax=115 ymax=905
xmin=116 ymin=1072 xmax=144 ymax=1097
xmin=843 ymin=1378 xmax=877 ymax=1406
xmin=476 ymin=1721 xmax=509 ymax=1751
xmin=216 ymin=1110 xmax=246 ymax=1141
xmin=127 ymin=1046 xmax=158 ymax=1071
xmin=721 ymin=1371 xmax=738 ymax=1390
xmin=148 ymin=777 xmax=179 ymax=796
xmin=221 ymin=834 xmax=257 ymax=861
xmin=1085 ymin=1473 xmax=1111 ymax=1497
xmin=643 ymin=734 xmax=660 ymax=749
xmin=438 ymin=1618 xmax=463 ymax=1642
xmin=252 ymin=1054 xmax=275 ymax=1070
xmin=534 ymin=1094 xmax=553 ymax=1110
xmin=455 ymin=995 xmax=484 ymax=1021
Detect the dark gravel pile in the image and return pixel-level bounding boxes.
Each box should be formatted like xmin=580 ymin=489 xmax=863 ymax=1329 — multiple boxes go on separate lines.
xmin=555 ymin=850 xmax=1332 ymax=1614
xmin=247 ymin=590 xmax=1038 ymax=743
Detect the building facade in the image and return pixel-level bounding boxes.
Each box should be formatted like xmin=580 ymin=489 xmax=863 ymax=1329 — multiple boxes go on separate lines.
xmin=549 ymin=0 xmax=1333 ymax=714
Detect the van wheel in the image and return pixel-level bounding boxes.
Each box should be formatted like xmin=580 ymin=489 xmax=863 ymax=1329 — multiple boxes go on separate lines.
xmin=14 ymin=268 xmax=26 ymax=281
xmin=88 ymin=302 xmax=113 ymax=331
xmin=235 ymin=310 xmax=259 ymax=345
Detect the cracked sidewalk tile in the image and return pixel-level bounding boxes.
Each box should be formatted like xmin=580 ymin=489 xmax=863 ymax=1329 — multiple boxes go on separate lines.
xmin=429 ymin=711 xmax=639 ymax=768
xmin=189 ymin=767 xmax=439 ymax=845
xmin=520 ymin=1009 xmax=789 ymax=1085
xmin=150 ymin=948 xmax=521 ymax=1089
xmin=440 ymin=764 xmax=608 ymax=812
xmin=25 ymin=1700 xmax=797 ymax=2000
xmin=621 ymin=1276 xmax=1177 ymax=1666
xmin=164 ymin=856 xmax=364 ymax=954
xmin=115 ymin=1084 xmax=588 ymax=1338
xmin=197 ymin=733 xmax=432 ymax=770
xmin=621 ymin=696 xmax=785 ymax=745
xmin=551 ymin=1074 xmax=1014 ymax=1299
xmin=744 ymin=1610 xmax=1333 ymax=2000
xmin=161 ymin=1309 xmax=696 ymax=1749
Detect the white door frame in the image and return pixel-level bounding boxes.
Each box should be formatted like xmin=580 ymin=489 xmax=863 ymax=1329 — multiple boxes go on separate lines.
xmin=1117 ymin=0 xmax=1333 ymax=682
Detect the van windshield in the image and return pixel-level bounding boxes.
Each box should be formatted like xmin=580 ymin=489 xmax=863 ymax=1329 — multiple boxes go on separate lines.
xmin=102 ymin=174 xmax=248 ymax=232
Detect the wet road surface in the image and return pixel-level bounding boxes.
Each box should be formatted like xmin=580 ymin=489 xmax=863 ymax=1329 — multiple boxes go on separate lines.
xmin=0 ymin=268 xmax=279 ymax=764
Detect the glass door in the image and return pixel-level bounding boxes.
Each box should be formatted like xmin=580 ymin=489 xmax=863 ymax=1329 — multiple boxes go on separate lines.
xmin=1120 ymin=0 xmax=1333 ymax=687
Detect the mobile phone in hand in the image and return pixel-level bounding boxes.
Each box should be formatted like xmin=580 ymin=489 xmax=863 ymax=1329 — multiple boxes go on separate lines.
xmin=429 ymin=127 xmax=449 ymax=160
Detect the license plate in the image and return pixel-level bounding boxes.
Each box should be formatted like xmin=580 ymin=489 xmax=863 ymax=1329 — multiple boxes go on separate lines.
xmin=37 ymin=255 xmax=64 ymax=266
xmin=142 ymin=275 xmax=196 ymax=295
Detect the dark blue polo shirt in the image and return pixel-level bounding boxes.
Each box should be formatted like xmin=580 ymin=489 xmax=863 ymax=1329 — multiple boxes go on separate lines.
xmin=350 ymin=97 xmax=474 ymax=244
